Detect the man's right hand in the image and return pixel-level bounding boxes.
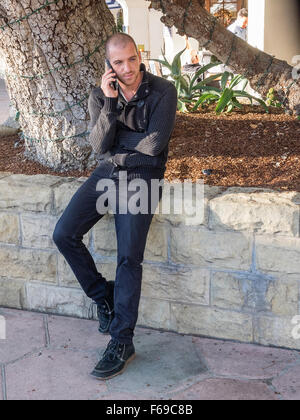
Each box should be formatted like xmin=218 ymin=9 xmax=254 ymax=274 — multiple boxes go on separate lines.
xmin=101 ymin=69 xmax=118 ymax=98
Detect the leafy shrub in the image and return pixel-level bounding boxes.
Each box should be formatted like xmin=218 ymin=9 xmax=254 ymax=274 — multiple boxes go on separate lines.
xmin=193 ymin=72 xmax=268 ymax=114
xmin=152 ymin=49 xmax=223 ymax=112
xmin=153 ymin=49 xmax=268 ymax=114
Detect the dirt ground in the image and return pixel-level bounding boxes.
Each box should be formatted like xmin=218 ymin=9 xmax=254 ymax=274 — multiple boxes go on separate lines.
xmin=1 ymin=106 xmax=300 ymax=192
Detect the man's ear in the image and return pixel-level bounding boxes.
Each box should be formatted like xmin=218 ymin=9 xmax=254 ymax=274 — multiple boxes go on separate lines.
xmin=138 ymin=50 xmax=142 ymax=62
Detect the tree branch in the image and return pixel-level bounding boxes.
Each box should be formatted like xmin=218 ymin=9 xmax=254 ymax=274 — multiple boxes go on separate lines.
xmin=149 ymin=0 xmax=300 ymax=115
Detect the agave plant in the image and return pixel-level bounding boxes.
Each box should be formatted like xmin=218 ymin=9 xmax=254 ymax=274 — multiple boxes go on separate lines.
xmin=192 ymin=72 xmax=269 ymax=114
xmin=152 ymin=48 xmax=223 ymax=112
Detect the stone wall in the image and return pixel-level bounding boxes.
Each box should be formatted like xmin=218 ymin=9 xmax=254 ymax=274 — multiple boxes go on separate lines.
xmin=0 ymin=171 xmax=300 ymax=350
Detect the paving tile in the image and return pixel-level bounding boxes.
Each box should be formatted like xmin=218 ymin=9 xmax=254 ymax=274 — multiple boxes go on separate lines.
xmin=272 ymin=365 xmax=300 ymax=400
xmin=96 ymin=391 xmax=161 ymax=400
xmin=5 ymin=348 xmax=107 ymax=400
xmin=100 ymin=329 xmax=208 ymax=395
xmin=193 ymin=337 xmax=299 ymax=379
xmin=169 ymin=378 xmax=279 ymax=400
xmin=0 ymin=308 xmax=45 ymax=363
xmin=47 ymin=315 xmax=160 ymax=351
xmin=3 ymin=307 xmax=300 ymax=400
xmin=47 ymin=314 xmax=109 ymax=351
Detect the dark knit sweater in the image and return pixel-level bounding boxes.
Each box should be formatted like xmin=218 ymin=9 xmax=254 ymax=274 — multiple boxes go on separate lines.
xmin=88 ymin=63 xmax=177 ymax=179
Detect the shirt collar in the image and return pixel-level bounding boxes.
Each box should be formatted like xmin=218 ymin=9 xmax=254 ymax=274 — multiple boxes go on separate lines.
xmin=118 ymin=63 xmax=150 ymax=104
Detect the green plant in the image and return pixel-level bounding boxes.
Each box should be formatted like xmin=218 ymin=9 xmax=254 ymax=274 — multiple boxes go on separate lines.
xmin=153 ymin=49 xmax=268 ymax=114
xmin=266 ymin=88 xmax=283 ymax=108
xmin=192 ymin=72 xmax=269 ymax=114
xmin=152 ymin=48 xmax=223 ymax=112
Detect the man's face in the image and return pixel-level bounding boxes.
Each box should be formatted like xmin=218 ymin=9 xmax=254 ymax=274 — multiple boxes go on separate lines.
xmin=108 ymin=42 xmax=141 ymax=87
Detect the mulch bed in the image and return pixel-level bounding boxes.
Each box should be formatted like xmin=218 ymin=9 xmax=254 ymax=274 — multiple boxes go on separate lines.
xmin=1 ymin=105 xmax=300 ymax=191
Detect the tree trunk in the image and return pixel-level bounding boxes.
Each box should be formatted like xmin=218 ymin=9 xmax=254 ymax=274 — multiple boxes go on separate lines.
xmin=0 ymin=0 xmax=116 ymax=171
xmin=149 ymin=0 xmax=300 ymax=116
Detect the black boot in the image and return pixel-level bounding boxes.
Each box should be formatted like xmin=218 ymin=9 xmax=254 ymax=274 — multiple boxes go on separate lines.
xmin=91 ymin=338 xmax=136 ymax=380
xmin=97 ymin=280 xmax=114 ymax=334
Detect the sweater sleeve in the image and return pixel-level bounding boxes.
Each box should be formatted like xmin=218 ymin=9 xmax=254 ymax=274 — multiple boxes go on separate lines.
xmin=117 ymin=84 xmax=177 ymax=157
xmin=88 ymin=89 xmax=119 ymax=155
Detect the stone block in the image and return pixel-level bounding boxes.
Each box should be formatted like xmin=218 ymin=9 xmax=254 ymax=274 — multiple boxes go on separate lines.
xmin=209 ymin=190 xmax=299 ymax=236
xmin=144 ymin=222 xmax=168 ymax=262
xmin=57 ymin=254 xmax=79 ymax=287
xmin=96 ymin=261 xmax=117 ymax=281
xmin=154 ymin=181 xmax=210 ymax=227
xmin=93 ymin=214 xmax=117 ymax=256
xmin=21 ymin=214 xmax=57 ymax=249
xmin=211 ymin=271 xmax=298 ymax=315
xmin=170 ymin=303 xmax=253 ymax=342
xmin=137 ymin=297 xmax=171 ymax=330
xmin=256 ymin=236 xmax=300 ymax=275
xmin=265 ymin=278 xmax=299 ymax=316
xmin=170 ymin=226 xmax=252 ymax=270
xmin=52 ymin=177 xmax=87 ymax=215
xmin=0 ymin=277 xmax=26 ymax=308
xmin=254 ymin=315 xmax=300 ymax=350
xmin=0 ymin=174 xmax=61 ymax=213
xmin=0 ymin=171 xmax=13 ymax=179
xmin=211 ymin=271 xmax=245 ymax=310
xmin=0 ymin=213 xmax=19 ymax=244
xmin=57 ymin=246 xmax=101 ymax=287
xmin=0 ymin=247 xmax=57 ymax=283
xmin=24 ymin=283 xmax=92 ymax=319
xmin=142 ymin=264 xmax=210 ymax=305
xmin=21 ymin=214 xmax=89 ymax=250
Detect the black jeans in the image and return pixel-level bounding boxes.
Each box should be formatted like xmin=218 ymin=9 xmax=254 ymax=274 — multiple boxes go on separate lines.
xmin=53 ymin=161 xmax=163 ymax=345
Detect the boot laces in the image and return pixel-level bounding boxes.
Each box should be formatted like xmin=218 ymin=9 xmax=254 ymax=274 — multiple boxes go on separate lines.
xmin=97 ymin=300 xmax=114 ymax=316
xmin=103 ymin=339 xmax=123 ymax=361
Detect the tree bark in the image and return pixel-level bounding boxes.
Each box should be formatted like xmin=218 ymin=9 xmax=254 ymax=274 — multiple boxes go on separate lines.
xmin=149 ymin=0 xmax=300 ymax=116
xmin=0 ymin=0 xmax=116 ymax=171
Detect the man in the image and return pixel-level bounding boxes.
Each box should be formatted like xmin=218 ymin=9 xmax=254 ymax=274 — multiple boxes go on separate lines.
xmin=227 ymin=8 xmax=248 ymax=41
xmin=182 ymin=36 xmax=203 ymax=83
xmin=53 ymin=33 xmax=177 ymax=380
xmin=184 ymin=36 xmax=200 ymax=65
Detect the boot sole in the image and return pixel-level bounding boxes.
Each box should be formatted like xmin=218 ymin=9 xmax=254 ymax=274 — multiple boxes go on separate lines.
xmin=92 ymin=353 xmax=136 ymax=381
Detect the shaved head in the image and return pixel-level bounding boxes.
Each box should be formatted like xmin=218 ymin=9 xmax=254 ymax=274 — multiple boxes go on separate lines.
xmin=106 ymin=33 xmax=138 ymax=59
xmin=104 ymin=33 xmax=142 ymax=90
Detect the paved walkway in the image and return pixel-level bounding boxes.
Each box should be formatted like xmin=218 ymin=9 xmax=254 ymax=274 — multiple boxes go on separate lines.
xmin=1 ymin=307 xmax=300 ymax=400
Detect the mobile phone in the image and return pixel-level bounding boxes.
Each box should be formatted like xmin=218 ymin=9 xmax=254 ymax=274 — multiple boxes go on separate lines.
xmin=105 ymin=59 xmax=118 ymax=91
